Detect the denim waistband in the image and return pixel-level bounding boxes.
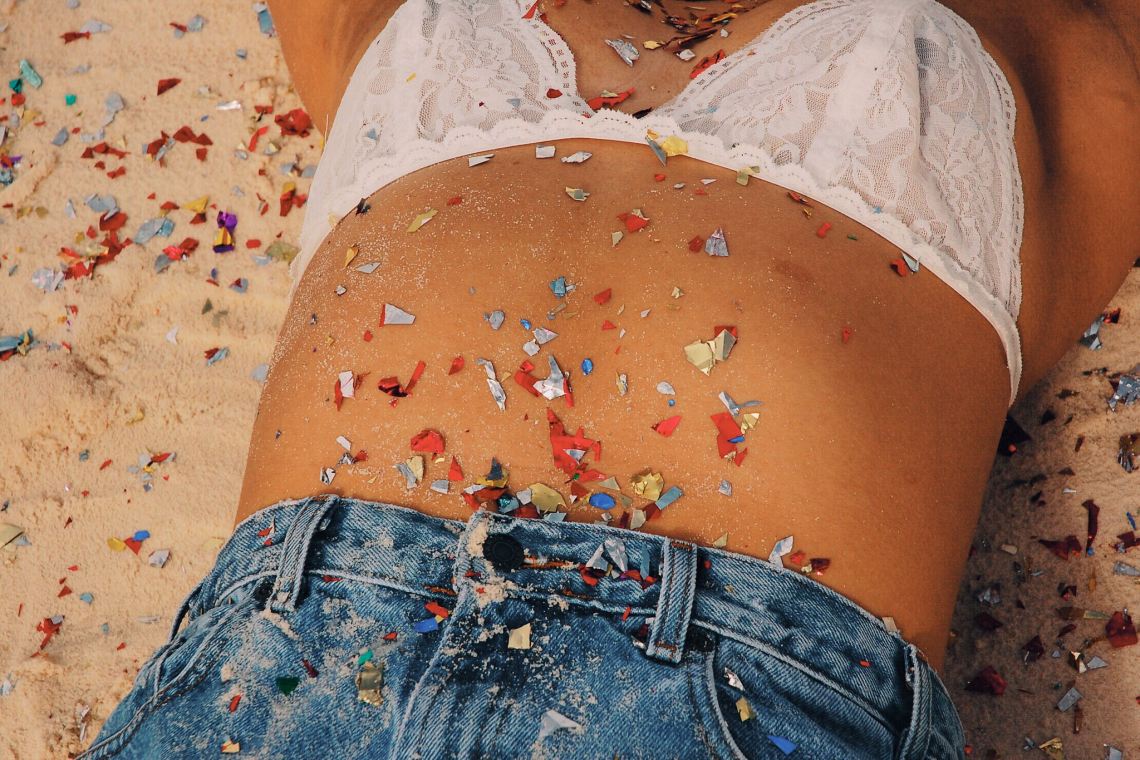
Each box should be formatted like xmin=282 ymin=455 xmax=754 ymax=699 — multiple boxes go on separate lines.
xmin=173 ymin=494 xmax=951 ymax=753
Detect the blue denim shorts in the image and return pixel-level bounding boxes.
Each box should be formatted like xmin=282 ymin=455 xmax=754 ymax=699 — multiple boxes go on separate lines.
xmin=79 ymin=495 xmax=966 ymax=759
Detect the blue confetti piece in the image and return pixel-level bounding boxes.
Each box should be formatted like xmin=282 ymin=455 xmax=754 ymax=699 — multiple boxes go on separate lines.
xmin=250 ymin=363 xmax=269 ymax=383
xmin=229 ymin=278 xmax=249 ymax=294
xmin=132 ymin=530 xmax=150 ymax=542
xmin=655 ymin=486 xmax=683 ymax=510
xmin=542 ymin=512 xmax=567 ymax=522
xmin=19 ymin=59 xmax=43 ymax=89
xmin=549 ymin=276 xmax=568 ymax=298
xmin=667 ymin=399 xmax=675 ymax=407
xmin=100 ymin=623 xmax=110 ymax=635
xmin=154 ymin=254 xmax=175 ymax=274
xmin=414 ymin=617 xmax=438 ymax=633
xmin=52 ymin=127 xmax=70 ymax=147
xmin=520 ymin=318 xmax=532 ymax=330
xmin=255 ymin=3 xmax=276 ymax=36
xmin=767 ymin=735 xmax=797 ymax=755
xmin=588 ymin=493 xmax=615 ymax=510
xmin=187 ymin=14 xmax=206 ymax=32
xmin=79 ymin=450 xmax=90 ymax=461
xmin=236 ymin=48 xmax=248 ymax=59
xmin=581 ymin=358 xmax=594 ymax=376
xmin=507 ymin=97 xmax=522 ymax=108
xmin=206 ymin=347 xmax=230 ymax=366
xmin=728 ymin=435 xmax=745 ymax=444
xmin=79 ymin=593 xmax=94 ymax=604
xmin=1128 ymin=512 xmax=1137 ymax=531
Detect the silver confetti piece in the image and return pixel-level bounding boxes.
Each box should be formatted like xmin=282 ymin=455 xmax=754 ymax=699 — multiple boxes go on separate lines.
xmin=605 ymin=38 xmax=639 ymax=66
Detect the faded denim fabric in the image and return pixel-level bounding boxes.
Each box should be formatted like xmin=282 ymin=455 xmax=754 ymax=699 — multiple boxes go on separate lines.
xmin=79 ymin=494 xmax=966 ymax=759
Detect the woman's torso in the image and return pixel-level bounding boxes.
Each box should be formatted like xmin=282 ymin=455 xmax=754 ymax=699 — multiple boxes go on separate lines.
xmin=238 ymin=0 xmax=1140 ymax=670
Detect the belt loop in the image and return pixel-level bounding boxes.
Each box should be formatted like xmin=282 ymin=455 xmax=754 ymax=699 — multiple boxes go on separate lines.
xmin=897 ymin=643 xmax=933 ymax=760
xmin=645 ymin=539 xmax=699 ymax=665
xmin=268 ymin=495 xmax=339 ymax=614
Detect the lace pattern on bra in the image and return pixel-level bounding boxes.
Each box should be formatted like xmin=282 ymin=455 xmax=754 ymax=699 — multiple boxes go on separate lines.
xmin=294 ymin=0 xmax=1024 ymax=407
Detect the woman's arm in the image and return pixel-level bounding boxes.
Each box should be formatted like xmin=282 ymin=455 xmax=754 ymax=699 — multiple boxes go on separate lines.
xmin=266 ymin=0 xmax=401 ymax=136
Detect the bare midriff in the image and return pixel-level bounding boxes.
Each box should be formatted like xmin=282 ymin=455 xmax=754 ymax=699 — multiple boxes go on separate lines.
xmin=236 ymin=137 xmax=1011 ymax=671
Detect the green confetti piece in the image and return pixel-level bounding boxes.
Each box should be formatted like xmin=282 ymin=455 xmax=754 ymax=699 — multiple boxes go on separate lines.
xmin=357 ymin=649 xmax=374 ymax=667
xmin=276 ymin=676 xmax=300 ymax=695
xmin=65 ymin=93 xmax=77 ymax=106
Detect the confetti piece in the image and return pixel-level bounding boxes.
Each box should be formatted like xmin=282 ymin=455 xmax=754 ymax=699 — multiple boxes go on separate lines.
xmin=560 ymin=151 xmax=592 ymax=163
xmin=406 ymin=209 xmax=437 ymax=232
xmin=276 ymin=676 xmax=300 ymax=695
xmin=535 ymin=144 xmax=556 ymax=159
xmin=538 ymin=710 xmax=582 ymax=741
xmin=652 ymin=415 xmax=682 ymax=437
xmin=768 ymin=535 xmax=793 ymax=566
xmin=704 ymin=227 xmax=729 ymax=256
xmin=356 ymin=660 xmax=383 ymax=706
xmin=475 ymin=358 xmax=507 ymax=411
xmin=156 ymin=78 xmax=181 ymax=95
xmin=379 ymin=303 xmax=416 ymax=325
xmin=565 ymin=187 xmax=589 ymax=202
xmin=507 ymin=623 xmax=532 ymax=649
xmin=735 ymin=696 xmax=755 ymax=721
xmin=467 ymin=153 xmax=494 ymax=167
xmin=605 ymin=38 xmax=639 ymax=66
xmin=768 ymin=736 xmax=797 ymax=755
xmin=220 ymin=739 xmax=241 ymax=754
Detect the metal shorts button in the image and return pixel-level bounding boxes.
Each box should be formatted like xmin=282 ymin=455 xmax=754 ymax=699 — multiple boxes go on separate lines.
xmin=483 ymin=533 xmax=524 ymax=572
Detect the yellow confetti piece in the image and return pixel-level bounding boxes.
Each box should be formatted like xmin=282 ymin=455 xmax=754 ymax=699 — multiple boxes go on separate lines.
xmin=220 ymin=739 xmax=241 ymax=754
xmin=405 ymin=72 xmax=416 ymax=82
xmin=642 ymin=40 xmax=664 ymax=49
xmin=713 ymin=533 xmax=728 ymax=548
xmin=735 ymin=696 xmax=755 ymax=722
xmin=528 ymin=483 xmax=565 ymax=512
xmin=406 ymin=208 xmax=437 ymax=233
xmin=564 ymin=187 xmax=590 ymax=202
xmin=671 ymin=286 xmax=684 ymax=298
xmin=344 ymin=245 xmax=358 ymax=267
xmin=631 ymin=470 xmax=664 ymax=502
xmin=611 ymin=231 xmax=623 ymax=247
xmin=660 ymin=135 xmax=688 ymax=157
xmin=184 ymin=195 xmax=210 ymax=214
xmin=507 ymin=623 xmax=532 ymax=650
xmin=736 ymin=166 xmax=759 ymax=186
xmin=107 ymin=536 xmax=127 ymax=552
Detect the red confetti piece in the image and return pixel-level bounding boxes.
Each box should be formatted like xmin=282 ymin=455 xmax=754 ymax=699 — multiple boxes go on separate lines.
xmin=228 ymin=694 xmax=242 ymax=712
xmin=61 ymin=31 xmax=91 ymax=43
xmin=964 ymin=665 xmax=1006 ymax=695
xmin=652 ymin=415 xmax=682 ymax=437
xmin=1038 ymin=535 xmax=1082 ymax=560
xmin=448 ymin=456 xmax=464 ymax=482
xmin=601 ymin=319 xmax=617 ymax=331
xmin=363 ymin=330 xmax=373 ymax=342
xmin=1106 ymin=610 xmax=1137 ymax=648
xmin=889 ymin=258 xmax=909 ymax=277
xmin=107 ymin=166 xmax=126 ymax=179
xmin=653 ymin=173 xmax=666 ymax=181
xmin=618 ymin=211 xmax=649 ymax=233
xmin=248 ymin=125 xmax=269 ymax=152
xmin=410 ymin=429 xmax=445 ymax=454
xmin=593 ymin=288 xmax=612 ymax=305
xmin=157 ymin=78 xmax=181 ymax=96
xmin=36 ymin=616 xmax=63 ymax=650
xmin=425 ymin=601 xmax=450 ymax=619
xmin=116 ymin=642 xmax=126 ymax=651
xmin=545 ymin=88 xmax=562 ymax=99
xmin=275 ymin=108 xmax=312 ymax=137
xmin=1081 ymin=499 xmax=1099 ymax=554
xmin=123 ymin=538 xmax=143 ymax=555
xmin=841 ymin=325 xmax=853 ymax=343
xmin=688 ymin=236 xmax=704 ymax=252
xmin=302 ymin=659 xmax=319 ymax=678
xmin=383 ymin=631 xmax=398 ymax=641
xmin=448 ymin=355 xmax=465 ymax=374
xmin=586 ymin=87 xmax=634 ymax=110
xmin=522 ymin=0 xmax=539 ymax=19
xmin=787 ymin=191 xmax=813 ymax=206
xmin=99 ymin=459 xmax=113 ymax=470
xmin=446 ymin=196 xmax=463 ymax=206
xmin=689 ymin=49 xmax=725 ymax=79
xmin=58 ymin=586 xmax=72 ymax=598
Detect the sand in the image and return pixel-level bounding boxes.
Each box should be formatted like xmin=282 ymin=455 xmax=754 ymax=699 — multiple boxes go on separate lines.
xmin=0 ymin=1 xmax=1136 ymax=758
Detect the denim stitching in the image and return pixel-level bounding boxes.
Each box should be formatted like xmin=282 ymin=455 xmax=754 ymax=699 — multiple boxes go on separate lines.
xmin=692 ymin=618 xmax=895 ymax=734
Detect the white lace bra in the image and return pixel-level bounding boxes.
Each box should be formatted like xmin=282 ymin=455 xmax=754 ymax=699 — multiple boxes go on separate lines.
xmin=294 ymin=0 xmax=1025 ymax=407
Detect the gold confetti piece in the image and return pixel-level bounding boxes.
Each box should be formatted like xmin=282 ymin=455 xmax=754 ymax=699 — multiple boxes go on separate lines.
xmin=565 ymin=187 xmax=590 ymax=202
xmin=631 ymin=470 xmax=664 ymax=502
xmin=735 ymin=696 xmax=755 ymax=721
xmin=611 ymin=231 xmax=623 ymax=247
xmin=406 ymin=208 xmax=437 ymax=232
xmin=1 ymin=523 xmax=26 ymax=551
xmin=356 ymin=660 xmax=384 ymax=706
xmin=184 ymin=195 xmax=210 ymax=214
xmin=643 ymin=40 xmax=664 ymax=49
xmin=683 ymin=340 xmax=716 ymax=375
xmin=528 ymin=483 xmax=565 ymax=512
xmin=660 ymin=135 xmax=688 ymax=157
xmin=344 ymin=245 xmax=358 ymax=267
xmin=405 ymin=72 xmax=416 ymax=82
xmin=713 ymin=533 xmax=728 ymax=548
xmin=221 ymin=739 xmax=241 ymax=754
xmin=736 ymin=166 xmax=759 ymax=186
xmin=671 ymin=286 xmax=683 ymax=298
xmin=507 ymin=623 xmax=532 ymax=650
xmin=107 ymin=536 xmax=126 ymax=552
xmin=630 ymin=509 xmax=647 ymax=530
xmin=616 ymin=373 xmax=628 ymax=397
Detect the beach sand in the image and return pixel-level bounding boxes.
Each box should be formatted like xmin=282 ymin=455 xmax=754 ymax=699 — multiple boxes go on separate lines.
xmin=0 ymin=1 xmax=1136 ymax=757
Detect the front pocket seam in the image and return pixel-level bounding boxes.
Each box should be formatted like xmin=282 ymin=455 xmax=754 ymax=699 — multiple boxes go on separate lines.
xmin=692 ymin=619 xmax=896 ymax=735
xmin=687 ymin=649 xmax=750 ymax=760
